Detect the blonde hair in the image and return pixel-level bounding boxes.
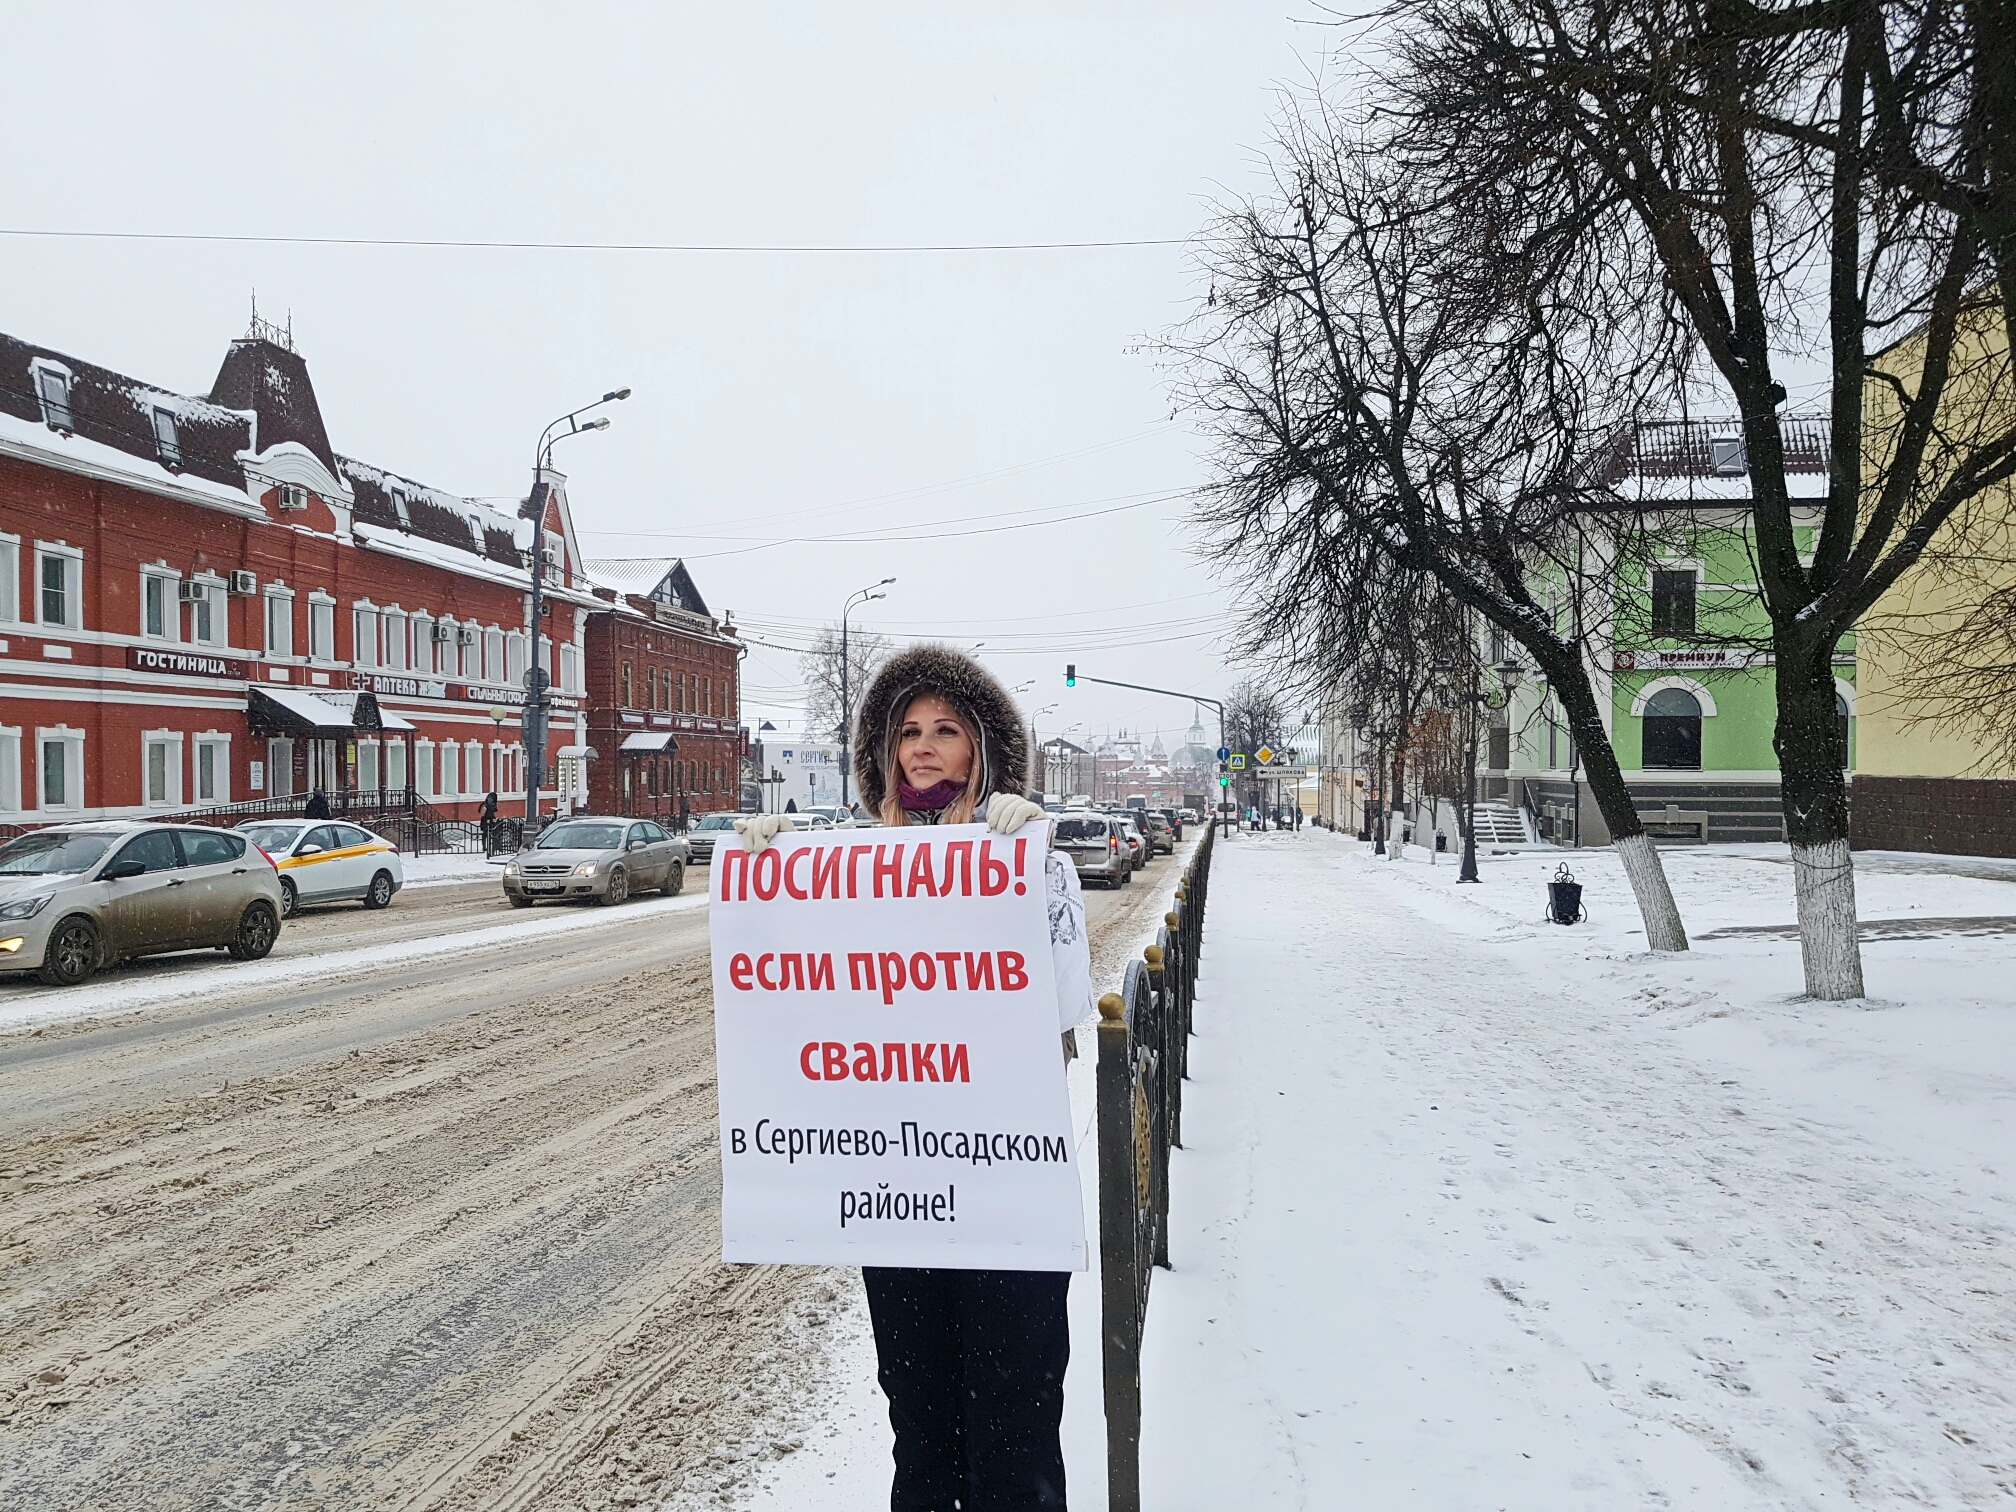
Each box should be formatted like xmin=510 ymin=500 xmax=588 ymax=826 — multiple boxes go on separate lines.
xmin=879 ymin=695 xmax=982 ymax=828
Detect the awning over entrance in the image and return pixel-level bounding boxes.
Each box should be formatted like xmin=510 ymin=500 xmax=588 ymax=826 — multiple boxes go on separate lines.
xmin=619 ymin=731 xmax=676 ymax=752
xmin=317 ymin=690 xmax=416 ymax=732
xmin=557 ymin=744 xmax=599 ymax=759
xmin=247 ymin=686 xmax=415 ymax=735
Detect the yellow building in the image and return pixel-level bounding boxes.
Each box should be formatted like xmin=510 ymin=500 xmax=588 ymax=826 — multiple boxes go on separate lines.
xmin=1853 ymin=300 xmax=2016 ymax=856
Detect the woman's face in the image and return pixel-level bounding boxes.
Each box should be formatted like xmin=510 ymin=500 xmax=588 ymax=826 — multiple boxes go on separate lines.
xmin=896 ymin=694 xmax=974 ymax=790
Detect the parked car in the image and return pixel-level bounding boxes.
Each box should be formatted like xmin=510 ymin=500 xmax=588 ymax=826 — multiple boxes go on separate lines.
xmin=1137 ymin=810 xmax=1175 ymax=856
xmin=800 ymin=805 xmax=857 ymax=829
xmin=0 ymin=821 xmax=282 ymax=986
xmin=1052 ymin=813 xmax=1132 ymax=889
xmin=504 ymin=817 xmax=689 ymax=906
xmin=686 ymin=812 xmax=738 ymax=863
xmin=239 ymin=819 xmax=405 ymax=919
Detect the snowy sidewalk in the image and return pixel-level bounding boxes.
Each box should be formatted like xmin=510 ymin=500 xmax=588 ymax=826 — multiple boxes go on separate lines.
xmin=1138 ymin=831 xmax=2015 ymax=1510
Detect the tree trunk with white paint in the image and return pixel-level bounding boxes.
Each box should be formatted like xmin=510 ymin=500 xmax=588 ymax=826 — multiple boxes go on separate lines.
xmin=1791 ymin=837 xmax=1864 ymax=999
xmin=1775 ymin=649 xmax=1865 ymax=1000
xmin=1613 ymin=832 xmax=1689 ymax=953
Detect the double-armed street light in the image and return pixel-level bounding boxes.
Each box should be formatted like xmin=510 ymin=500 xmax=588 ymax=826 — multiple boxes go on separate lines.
xmin=839 ymin=578 xmax=896 ymax=809
xmin=523 ymin=388 xmax=629 ymax=824
xmin=1430 ymin=657 xmax=1524 ymax=883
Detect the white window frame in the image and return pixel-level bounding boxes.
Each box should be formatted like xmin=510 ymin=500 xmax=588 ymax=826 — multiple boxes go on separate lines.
xmin=382 ymin=609 xmax=409 ymax=672
xmin=0 ymin=726 xmax=21 ymax=813
xmin=559 ymin=642 xmax=583 ymax=695
xmin=30 ymin=359 xmax=72 ymax=430
xmin=307 ymin=593 xmax=337 ymax=662
xmin=35 ymin=726 xmax=84 ymax=813
xmin=142 ymin=729 xmax=185 ymax=809
xmin=484 ymin=628 xmax=505 ymax=684
xmin=0 ymin=532 xmax=20 ymax=625
xmin=264 ymin=585 xmax=296 ymax=658
xmin=185 ymin=572 xmax=227 ymax=647
xmin=505 ymin=631 xmax=527 ymax=686
xmin=352 ymin=601 xmax=381 ymax=667
xmin=140 ymin=565 xmax=180 ymax=642
xmin=35 ymin=542 xmax=83 ymax=632
xmin=386 ymin=739 xmax=408 ymax=794
xmin=410 ymin=613 xmax=435 ymax=674
xmin=193 ymin=731 xmax=232 ymax=805
xmin=414 ymin=739 xmax=437 ymax=799
xmin=357 ymin=740 xmax=380 ymax=792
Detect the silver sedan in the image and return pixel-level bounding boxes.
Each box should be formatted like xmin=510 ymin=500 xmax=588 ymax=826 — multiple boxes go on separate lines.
xmin=503 ymin=818 xmax=689 ymax=907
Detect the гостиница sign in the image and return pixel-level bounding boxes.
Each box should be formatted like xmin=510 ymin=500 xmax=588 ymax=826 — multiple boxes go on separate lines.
xmin=709 ymin=820 xmax=1085 ymax=1270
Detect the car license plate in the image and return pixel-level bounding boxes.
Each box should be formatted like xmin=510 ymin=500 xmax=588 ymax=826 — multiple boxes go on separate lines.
xmin=526 ymin=883 xmax=562 ymax=894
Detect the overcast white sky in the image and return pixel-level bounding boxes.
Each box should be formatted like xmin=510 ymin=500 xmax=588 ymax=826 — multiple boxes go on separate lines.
xmin=2 ymin=3 xmax=1337 ymax=751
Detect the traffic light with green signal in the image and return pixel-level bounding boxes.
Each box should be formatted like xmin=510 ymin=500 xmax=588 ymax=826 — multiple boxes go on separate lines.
xmin=1064 ymin=664 xmax=1076 ymax=687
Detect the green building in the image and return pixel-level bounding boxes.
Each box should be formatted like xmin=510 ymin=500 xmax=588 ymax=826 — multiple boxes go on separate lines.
xmin=1490 ymin=417 xmax=1855 ymax=845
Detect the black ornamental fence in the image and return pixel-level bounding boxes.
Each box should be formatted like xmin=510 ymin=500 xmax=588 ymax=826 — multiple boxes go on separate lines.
xmin=1095 ymin=822 xmax=1213 ymax=1512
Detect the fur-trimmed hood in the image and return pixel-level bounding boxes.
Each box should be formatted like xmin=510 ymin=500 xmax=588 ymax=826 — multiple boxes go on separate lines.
xmin=854 ymin=644 xmax=1029 ymax=812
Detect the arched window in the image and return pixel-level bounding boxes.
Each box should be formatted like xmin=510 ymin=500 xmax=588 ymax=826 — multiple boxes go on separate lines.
xmin=1641 ymin=687 xmax=1703 ymax=769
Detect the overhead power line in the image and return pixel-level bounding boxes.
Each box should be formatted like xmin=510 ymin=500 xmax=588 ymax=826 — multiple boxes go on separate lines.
xmin=0 ymin=227 xmax=1188 ymax=255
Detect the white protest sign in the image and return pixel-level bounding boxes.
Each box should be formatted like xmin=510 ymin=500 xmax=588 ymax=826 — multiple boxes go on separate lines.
xmin=710 ymin=820 xmax=1084 ymax=1271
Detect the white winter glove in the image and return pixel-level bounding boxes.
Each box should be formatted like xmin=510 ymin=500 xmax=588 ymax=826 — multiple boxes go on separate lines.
xmin=985 ymin=793 xmax=1046 ymax=834
xmin=732 ymin=813 xmax=792 ymax=853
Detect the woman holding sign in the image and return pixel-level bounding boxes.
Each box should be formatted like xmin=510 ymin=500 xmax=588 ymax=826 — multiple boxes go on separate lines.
xmin=736 ymin=644 xmax=1091 ymax=1512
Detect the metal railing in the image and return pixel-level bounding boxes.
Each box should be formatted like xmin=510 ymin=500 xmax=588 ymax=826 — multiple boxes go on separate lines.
xmin=1095 ymin=822 xmax=1213 ymax=1512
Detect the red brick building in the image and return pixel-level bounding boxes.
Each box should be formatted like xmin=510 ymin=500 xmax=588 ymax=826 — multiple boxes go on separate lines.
xmin=582 ymin=560 xmax=742 ymax=823
xmin=0 ymin=319 xmax=602 ymax=823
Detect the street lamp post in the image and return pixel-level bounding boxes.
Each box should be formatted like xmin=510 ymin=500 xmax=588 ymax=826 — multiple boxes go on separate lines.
xmin=523 ymin=387 xmax=629 ymax=824
xmin=1368 ymin=728 xmax=1393 ymax=855
xmin=1432 ymin=658 xmax=1521 ymax=883
xmin=839 ymin=578 xmax=895 ymax=811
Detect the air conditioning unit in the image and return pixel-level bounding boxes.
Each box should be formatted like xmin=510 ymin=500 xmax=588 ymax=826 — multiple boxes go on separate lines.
xmin=278 ymin=483 xmax=309 ymax=512
xmin=432 ymin=622 xmax=454 ymax=643
xmin=177 ymin=580 xmax=206 ymax=603
xmin=458 ymin=626 xmax=479 ymax=646
xmin=229 ymin=571 xmax=258 ymax=596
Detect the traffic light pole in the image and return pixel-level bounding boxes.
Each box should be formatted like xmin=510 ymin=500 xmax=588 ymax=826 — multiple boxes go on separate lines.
xmin=1062 ymin=671 xmax=1228 ymax=840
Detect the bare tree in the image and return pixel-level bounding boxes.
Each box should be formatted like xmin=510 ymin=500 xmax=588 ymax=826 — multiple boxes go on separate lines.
xmin=1173 ymin=121 xmax=1693 ymax=949
xmin=798 ymin=625 xmax=891 ymax=742
xmin=1390 ymin=0 xmax=2016 ymax=997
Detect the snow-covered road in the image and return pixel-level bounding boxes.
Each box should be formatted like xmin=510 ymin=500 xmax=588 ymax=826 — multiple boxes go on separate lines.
xmin=1140 ymin=831 xmax=2014 ymax=1510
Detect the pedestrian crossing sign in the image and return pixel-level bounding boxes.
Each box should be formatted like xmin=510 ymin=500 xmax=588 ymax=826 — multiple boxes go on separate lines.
xmin=1228 ymin=753 xmax=1248 ymax=771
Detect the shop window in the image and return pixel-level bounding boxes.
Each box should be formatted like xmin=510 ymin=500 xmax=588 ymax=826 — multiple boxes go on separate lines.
xmin=195 ymin=736 xmax=230 ymax=804
xmin=1642 ymin=688 xmax=1703 ymax=769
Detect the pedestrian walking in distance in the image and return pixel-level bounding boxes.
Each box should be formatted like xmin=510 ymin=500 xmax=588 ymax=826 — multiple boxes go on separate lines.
xmin=304 ymin=787 xmax=331 ymax=820
xmin=479 ymin=789 xmax=499 ymax=852
xmin=734 ymin=644 xmax=1092 ymax=1512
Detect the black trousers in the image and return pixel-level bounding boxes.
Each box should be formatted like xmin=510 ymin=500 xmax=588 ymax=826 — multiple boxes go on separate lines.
xmin=862 ymin=1266 xmax=1071 ymax=1512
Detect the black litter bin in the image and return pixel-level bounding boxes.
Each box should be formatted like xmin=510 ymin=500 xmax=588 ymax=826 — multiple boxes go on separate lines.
xmin=1547 ymin=862 xmax=1585 ymax=924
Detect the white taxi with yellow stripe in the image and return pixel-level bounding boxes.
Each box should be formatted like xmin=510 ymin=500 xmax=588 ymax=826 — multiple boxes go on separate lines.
xmin=237 ymin=820 xmax=405 ymax=919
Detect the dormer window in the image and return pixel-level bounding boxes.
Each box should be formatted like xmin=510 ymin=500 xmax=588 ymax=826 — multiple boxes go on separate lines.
xmin=33 ymin=364 xmax=72 ymax=431
xmin=152 ymin=407 xmax=181 ymax=467
xmin=389 ymin=487 xmax=412 ymax=525
xmin=278 ymin=483 xmax=309 ymax=512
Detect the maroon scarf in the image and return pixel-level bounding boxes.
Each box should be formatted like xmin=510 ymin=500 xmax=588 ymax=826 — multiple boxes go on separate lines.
xmin=898 ymin=779 xmax=966 ymax=813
